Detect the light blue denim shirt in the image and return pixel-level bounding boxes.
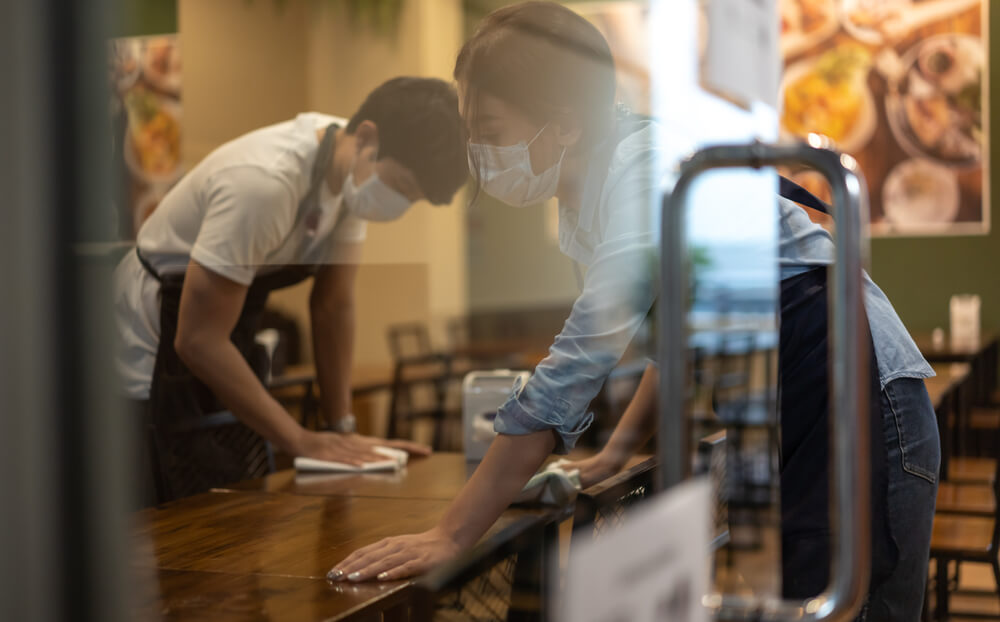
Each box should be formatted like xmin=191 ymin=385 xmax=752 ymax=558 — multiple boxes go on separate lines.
xmin=778 ymin=196 xmax=934 ymax=388
xmin=495 ymin=120 xmax=933 ymax=453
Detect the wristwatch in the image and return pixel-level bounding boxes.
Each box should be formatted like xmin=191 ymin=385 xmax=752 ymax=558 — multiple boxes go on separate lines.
xmin=330 ymin=413 xmax=357 ymax=434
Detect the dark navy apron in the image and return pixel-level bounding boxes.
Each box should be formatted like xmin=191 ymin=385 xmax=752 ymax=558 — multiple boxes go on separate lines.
xmin=776 ymin=178 xmax=897 ymax=601
xmin=136 ymin=122 xmax=341 ymax=502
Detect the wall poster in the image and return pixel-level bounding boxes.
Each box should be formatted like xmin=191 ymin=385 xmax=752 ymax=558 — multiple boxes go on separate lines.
xmin=108 ymin=34 xmax=183 ymax=240
xmin=780 ymin=0 xmax=989 ymax=236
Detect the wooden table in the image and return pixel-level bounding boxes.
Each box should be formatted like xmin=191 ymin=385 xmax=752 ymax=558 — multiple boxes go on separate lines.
xmin=216 ymin=453 xmax=477 ymax=499
xmin=269 ymin=364 xmax=394 ymax=397
xmin=916 ymin=332 xmax=998 ymax=406
xmin=268 ymin=364 xmax=395 ymax=431
xmin=925 ymin=363 xmax=972 ymax=411
xmin=215 ymin=451 xmax=651 ymax=501
xmin=134 ymin=568 xmax=409 ymax=622
xmin=914 ymin=332 xmax=998 ymax=363
xmin=134 ymin=490 xmax=552 ymax=621
xmin=926 ymin=362 xmax=973 ymax=479
xmin=137 ymin=451 xmax=652 ymax=620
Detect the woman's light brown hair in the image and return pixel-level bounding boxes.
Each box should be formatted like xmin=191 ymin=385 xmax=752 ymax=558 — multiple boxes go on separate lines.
xmin=455 ymin=1 xmax=617 ymax=197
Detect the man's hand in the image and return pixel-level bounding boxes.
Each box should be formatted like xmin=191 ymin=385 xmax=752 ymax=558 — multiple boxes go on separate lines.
xmin=327 ymin=527 xmax=461 ymax=582
xmin=293 ymin=430 xmax=431 ymax=466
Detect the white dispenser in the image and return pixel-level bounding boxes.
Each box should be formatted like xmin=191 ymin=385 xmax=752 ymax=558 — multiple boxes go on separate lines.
xmin=462 ymin=369 xmax=531 ymax=462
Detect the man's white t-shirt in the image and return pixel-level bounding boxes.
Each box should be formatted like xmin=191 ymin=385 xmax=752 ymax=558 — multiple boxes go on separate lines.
xmin=114 ymin=112 xmax=366 ymax=399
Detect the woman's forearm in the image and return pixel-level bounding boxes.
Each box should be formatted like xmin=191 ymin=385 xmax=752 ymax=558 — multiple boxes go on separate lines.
xmin=437 ymin=430 xmax=556 ymax=548
xmin=602 ymin=363 xmax=658 ymax=463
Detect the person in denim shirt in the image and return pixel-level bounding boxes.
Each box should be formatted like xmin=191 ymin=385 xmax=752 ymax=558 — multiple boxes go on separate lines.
xmin=330 ymin=4 xmax=939 ymax=618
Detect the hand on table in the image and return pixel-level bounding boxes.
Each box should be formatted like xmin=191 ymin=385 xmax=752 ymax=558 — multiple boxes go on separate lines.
xmin=561 ymin=450 xmax=626 ymax=489
xmin=295 ymin=430 xmax=431 ymax=466
xmin=327 ymin=527 xmax=461 ymax=583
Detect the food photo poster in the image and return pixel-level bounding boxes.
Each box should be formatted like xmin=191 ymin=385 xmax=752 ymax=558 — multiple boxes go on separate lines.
xmin=780 ymin=0 xmax=989 ymax=236
xmin=108 ymin=34 xmax=182 ymax=240
xmin=571 ymin=0 xmax=988 ymax=237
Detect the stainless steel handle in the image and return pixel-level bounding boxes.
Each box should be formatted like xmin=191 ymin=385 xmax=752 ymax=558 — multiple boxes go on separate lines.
xmin=656 ymin=141 xmax=871 ymax=622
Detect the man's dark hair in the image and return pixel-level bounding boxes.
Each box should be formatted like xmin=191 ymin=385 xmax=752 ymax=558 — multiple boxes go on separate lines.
xmin=347 ymin=77 xmax=467 ymax=205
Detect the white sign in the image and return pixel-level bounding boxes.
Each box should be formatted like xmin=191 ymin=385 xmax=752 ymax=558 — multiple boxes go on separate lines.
xmin=556 ymin=478 xmax=712 ymax=622
xmin=701 ymin=0 xmax=779 ymax=108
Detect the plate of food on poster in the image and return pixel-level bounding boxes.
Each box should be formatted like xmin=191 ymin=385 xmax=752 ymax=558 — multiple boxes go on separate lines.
xmin=779 ymin=0 xmax=988 ymax=236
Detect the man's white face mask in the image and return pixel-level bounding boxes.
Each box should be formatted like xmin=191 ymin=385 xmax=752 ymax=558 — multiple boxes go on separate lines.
xmin=342 ymin=146 xmax=411 ymax=222
xmin=343 ymin=155 xmax=410 ymax=222
xmin=468 ymin=124 xmax=566 ymax=207
xmin=342 ymin=161 xmax=413 ymax=222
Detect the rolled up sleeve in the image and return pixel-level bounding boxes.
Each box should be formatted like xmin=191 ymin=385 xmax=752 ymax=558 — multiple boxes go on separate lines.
xmin=494 ymin=233 xmax=658 ymax=454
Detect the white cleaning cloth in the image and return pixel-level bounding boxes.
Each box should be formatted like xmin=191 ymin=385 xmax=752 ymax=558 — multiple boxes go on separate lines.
xmin=515 ymin=459 xmax=582 ymax=506
xmin=293 ymin=446 xmax=408 ymax=473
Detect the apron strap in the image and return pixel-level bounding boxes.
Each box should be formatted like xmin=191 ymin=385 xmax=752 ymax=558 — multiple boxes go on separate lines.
xmin=135 ymin=246 xmax=163 ymax=283
xmin=291 ymin=121 xmax=341 ymax=233
xmin=778 ymin=175 xmax=832 ymax=215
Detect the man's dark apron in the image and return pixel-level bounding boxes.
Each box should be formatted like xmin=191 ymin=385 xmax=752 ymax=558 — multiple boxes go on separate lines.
xmin=136 ymin=122 xmax=340 ymax=503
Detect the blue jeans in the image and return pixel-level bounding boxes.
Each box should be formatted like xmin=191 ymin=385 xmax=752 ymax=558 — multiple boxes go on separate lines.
xmin=779 ymin=269 xmax=938 ymax=620
xmin=864 ymin=378 xmax=940 ymax=621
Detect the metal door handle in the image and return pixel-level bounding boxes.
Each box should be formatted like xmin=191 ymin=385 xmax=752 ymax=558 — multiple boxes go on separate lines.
xmin=657 ymin=141 xmax=871 ymax=621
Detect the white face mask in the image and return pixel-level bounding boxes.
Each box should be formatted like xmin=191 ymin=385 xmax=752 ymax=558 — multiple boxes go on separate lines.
xmin=342 ymin=170 xmax=412 ymax=222
xmin=468 ymin=124 xmax=566 ymax=207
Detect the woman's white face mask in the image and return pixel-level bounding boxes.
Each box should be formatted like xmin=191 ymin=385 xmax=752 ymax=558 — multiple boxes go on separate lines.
xmin=468 ymin=124 xmax=566 ymax=207
xmin=343 ymin=160 xmax=413 ymax=222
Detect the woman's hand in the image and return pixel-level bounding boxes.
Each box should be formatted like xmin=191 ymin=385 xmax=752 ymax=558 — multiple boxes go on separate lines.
xmin=295 ymin=430 xmax=431 ymax=466
xmin=562 ymin=449 xmax=626 ymax=489
xmin=327 ymin=527 xmax=462 ymax=582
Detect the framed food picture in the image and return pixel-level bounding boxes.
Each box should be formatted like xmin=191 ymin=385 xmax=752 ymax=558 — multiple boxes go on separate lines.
xmin=108 ymin=34 xmax=183 ymax=240
xmin=780 ymin=0 xmax=989 ymax=236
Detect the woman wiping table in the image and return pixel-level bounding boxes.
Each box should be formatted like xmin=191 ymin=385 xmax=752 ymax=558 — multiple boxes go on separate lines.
xmin=331 ymin=4 xmax=939 ymax=619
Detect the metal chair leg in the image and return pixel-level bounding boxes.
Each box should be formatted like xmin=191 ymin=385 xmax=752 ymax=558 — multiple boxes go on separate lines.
xmin=935 ymin=558 xmax=949 ymax=622
xmin=992 ymin=558 xmax=1000 ymax=609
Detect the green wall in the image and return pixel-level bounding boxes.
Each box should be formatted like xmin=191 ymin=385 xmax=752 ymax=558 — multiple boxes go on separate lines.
xmin=869 ymin=7 xmax=998 ymax=337
xmin=111 ymin=0 xmax=177 ymax=38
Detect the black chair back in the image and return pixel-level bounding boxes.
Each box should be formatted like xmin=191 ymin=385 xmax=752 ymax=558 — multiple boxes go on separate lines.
xmin=573 ymin=457 xmax=656 ymax=538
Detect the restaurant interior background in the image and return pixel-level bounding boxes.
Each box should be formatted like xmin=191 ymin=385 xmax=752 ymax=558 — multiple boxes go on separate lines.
xmin=114 ymin=0 xmax=1000 ymax=379
xmin=3 ymin=0 xmax=1000 ymax=619
xmin=113 ymin=0 xmax=608 ymax=437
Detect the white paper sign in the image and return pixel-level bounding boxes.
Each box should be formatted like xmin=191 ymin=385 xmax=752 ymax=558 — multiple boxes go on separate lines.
xmin=701 ymin=0 xmax=779 ymax=108
xmin=950 ymin=294 xmax=982 ymax=349
xmin=557 ymin=478 xmax=712 ymax=622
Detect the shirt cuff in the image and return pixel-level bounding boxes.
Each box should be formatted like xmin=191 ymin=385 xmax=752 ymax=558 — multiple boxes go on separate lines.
xmin=493 ymin=375 xmax=594 ymax=454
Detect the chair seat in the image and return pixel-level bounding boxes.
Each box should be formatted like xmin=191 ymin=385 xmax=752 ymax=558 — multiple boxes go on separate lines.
xmin=936 ymin=482 xmax=995 ymax=516
xmin=948 ymin=457 xmax=997 ymax=484
xmin=930 ymin=514 xmax=995 ymax=558
xmin=969 ymin=407 xmax=1000 ymax=430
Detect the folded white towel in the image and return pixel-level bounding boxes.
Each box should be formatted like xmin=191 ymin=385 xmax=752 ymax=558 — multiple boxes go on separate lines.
xmin=293 ymin=446 xmax=409 ymax=473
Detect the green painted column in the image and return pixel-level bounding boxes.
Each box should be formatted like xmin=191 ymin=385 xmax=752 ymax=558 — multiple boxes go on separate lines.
xmin=111 ymin=0 xmax=178 ymax=38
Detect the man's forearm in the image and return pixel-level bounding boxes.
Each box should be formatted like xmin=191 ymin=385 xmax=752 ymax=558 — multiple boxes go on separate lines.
xmin=179 ymin=337 xmax=305 ymax=453
xmin=438 ymin=431 xmax=556 ymax=548
xmin=312 ymin=300 xmax=355 ymax=426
